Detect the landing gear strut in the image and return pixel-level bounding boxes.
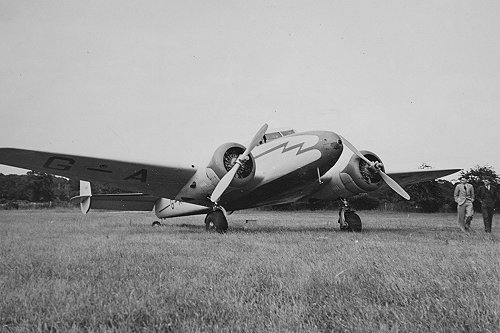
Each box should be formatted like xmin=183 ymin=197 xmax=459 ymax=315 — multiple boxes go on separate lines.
xmin=338 ymin=199 xmax=362 ymax=232
xmin=205 ymin=209 xmax=228 ymax=233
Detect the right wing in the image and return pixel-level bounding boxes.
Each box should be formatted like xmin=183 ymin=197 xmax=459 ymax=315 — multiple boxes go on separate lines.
xmin=386 ymin=168 xmax=461 ymax=187
xmin=0 ymin=148 xmax=197 ymax=199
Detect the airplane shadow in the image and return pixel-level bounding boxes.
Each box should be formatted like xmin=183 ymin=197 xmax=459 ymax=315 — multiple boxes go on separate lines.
xmin=173 ymin=223 xmax=335 ymax=234
xmin=172 ymin=223 xmax=462 ymax=236
xmin=229 ymin=225 xmax=337 ymax=234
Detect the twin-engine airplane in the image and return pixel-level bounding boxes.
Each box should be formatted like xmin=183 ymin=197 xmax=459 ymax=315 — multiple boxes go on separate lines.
xmin=0 ymin=124 xmax=459 ymax=232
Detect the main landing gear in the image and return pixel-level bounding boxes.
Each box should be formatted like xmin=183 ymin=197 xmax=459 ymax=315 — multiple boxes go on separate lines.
xmin=205 ymin=209 xmax=228 ymax=233
xmin=338 ymin=199 xmax=362 ymax=232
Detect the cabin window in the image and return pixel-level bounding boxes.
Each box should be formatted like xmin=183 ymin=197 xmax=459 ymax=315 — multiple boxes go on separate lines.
xmin=280 ymin=130 xmax=295 ymax=136
xmin=264 ymin=132 xmax=282 ymax=141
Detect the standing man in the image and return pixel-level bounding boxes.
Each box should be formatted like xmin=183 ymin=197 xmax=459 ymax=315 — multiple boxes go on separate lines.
xmin=476 ymin=178 xmax=498 ymax=233
xmin=454 ymin=176 xmax=475 ymax=232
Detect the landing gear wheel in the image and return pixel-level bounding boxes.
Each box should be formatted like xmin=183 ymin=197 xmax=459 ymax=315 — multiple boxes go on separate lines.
xmin=205 ymin=210 xmax=228 ymax=233
xmin=339 ymin=211 xmax=362 ymax=232
xmin=152 ymin=221 xmax=161 ymax=227
xmin=338 ymin=199 xmax=362 ymax=232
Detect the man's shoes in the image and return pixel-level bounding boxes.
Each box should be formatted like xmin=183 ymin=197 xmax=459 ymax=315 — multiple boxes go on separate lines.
xmin=465 ymin=216 xmax=473 ymax=228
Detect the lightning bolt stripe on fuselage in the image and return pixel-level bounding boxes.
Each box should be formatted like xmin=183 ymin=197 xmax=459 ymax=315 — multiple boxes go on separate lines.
xmin=254 ymin=138 xmax=319 ymax=159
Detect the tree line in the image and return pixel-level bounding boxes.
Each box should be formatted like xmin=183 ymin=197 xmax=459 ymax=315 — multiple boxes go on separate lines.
xmin=0 ymin=172 xmax=124 ymax=208
xmin=0 ymin=165 xmax=497 ymax=212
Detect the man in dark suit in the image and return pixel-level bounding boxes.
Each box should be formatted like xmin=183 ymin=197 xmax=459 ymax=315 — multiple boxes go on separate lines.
xmin=454 ymin=176 xmax=475 ymax=231
xmin=476 ymin=178 xmax=498 ymax=233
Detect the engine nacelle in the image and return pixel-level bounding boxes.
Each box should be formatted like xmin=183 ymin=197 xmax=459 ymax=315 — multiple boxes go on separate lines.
xmin=329 ymin=150 xmax=385 ymax=196
xmin=207 ymin=142 xmax=256 ymax=188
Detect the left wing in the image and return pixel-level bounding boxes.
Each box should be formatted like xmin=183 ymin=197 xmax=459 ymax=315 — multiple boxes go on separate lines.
xmin=386 ymin=168 xmax=461 ymax=186
xmin=0 ymin=148 xmax=197 ymax=199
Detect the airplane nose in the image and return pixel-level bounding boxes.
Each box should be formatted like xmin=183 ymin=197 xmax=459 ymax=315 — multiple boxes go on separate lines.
xmin=317 ymin=131 xmax=344 ymax=162
xmin=324 ymin=132 xmax=343 ymax=151
xmin=332 ymin=135 xmax=343 ymax=151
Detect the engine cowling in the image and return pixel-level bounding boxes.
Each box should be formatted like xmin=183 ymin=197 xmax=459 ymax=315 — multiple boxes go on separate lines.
xmin=207 ymin=142 xmax=256 ymax=188
xmin=332 ymin=150 xmax=385 ymax=196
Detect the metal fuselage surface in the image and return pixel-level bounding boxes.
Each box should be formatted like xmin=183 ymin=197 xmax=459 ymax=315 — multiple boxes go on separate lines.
xmin=219 ymin=131 xmax=343 ymax=210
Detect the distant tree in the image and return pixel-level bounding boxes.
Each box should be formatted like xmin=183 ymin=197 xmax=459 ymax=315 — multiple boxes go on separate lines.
xmin=0 ymin=171 xmax=132 ymax=206
xmin=435 ymin=180 xmax=457 ymax=212
xmin=406 ymin=179 xmax=456 ymax=213
xmin=350 ymin=194 xmax=380 ymax=210
xmin=24 ymin=171 xmax=55 ymax=202
xmin=403 ymin=163 xmax=441 ymax=212
xmin=0 ymin=174 xmax=24 ymax=201
xmin=52 ymin=176 xmax=72 ymax=201
xmin=459 ymin=165 xmax=499 ymax=186
xmin=69 ymin=178 xmax=80 ymax=198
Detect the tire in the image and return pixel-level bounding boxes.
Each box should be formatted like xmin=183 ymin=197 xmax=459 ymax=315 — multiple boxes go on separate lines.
xmin=152 ymin=221 xmax=161 ymax=227
xmin=205 ymin=210 xmax=228 ymax=233
xmin=344 ymin=211 xmax=362 ymax=232
xmin=339 ymin=211 xmax=362 ymax=232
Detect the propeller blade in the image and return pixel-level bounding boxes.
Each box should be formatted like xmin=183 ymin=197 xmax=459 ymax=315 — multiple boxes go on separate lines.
xmin=241 ymin=123 xmax=269 ymax=159
xmin=340 ymin=135 xmax=373 ymax=165
xmin=210 ymin=164 xmax=240 ymax=203
xmin=379 ymin=171 xmax=411 ymax=200
xmin=210 ymin=123 xmax=268 ymax=203
xmin=341 ymin=135 xmax=410 ymax=200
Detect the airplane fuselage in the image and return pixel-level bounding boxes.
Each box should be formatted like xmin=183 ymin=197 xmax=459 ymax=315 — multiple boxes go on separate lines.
xmin=215 ymin=131 xmax=343 ymax=210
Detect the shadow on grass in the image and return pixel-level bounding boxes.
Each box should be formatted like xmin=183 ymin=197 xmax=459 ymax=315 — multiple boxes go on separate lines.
xmin=172 ymin=223 xmax=337 ymax=234
xmin=172 ymin=223 xmax=493 ymax=241
xmin=173 ymin=223 xmax=448 ymax=235
xmin=230 ymin=225 xmax=337 ymax=234
xmin=362 ymin=226 xmax=460 ymax=233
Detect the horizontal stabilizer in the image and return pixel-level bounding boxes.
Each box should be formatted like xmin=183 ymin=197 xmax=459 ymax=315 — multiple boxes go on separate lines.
xmin=90 ymin=193 xmax=158 ymax=211
xmin=70 ymin=181 xmax=158 ymax=213
xmin=70 ymin=193 xmax=158 ymax=212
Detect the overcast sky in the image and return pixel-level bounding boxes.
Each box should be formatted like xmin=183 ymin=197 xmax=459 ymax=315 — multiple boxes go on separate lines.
xmin=1 ymin=0 xmax=499 ymax=178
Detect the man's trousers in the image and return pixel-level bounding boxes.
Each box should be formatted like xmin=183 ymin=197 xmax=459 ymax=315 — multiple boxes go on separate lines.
xmin=457 ymin=201 xmax=474 ymax=231
xmin=481 ymin=206 xmax=494 ymax=233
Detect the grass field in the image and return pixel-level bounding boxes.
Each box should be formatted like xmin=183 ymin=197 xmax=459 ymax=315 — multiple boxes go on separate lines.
xmin=0 ymin=209 xmax=498 ymax=332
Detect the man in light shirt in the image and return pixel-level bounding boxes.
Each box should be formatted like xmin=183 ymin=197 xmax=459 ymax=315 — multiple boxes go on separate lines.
xmin=454 ymin=176 xmax=475 ymax=232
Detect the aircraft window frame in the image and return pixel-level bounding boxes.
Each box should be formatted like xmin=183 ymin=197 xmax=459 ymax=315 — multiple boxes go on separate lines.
xmin=264 ymin=132 xmax=282 ymax=141
xmin=280 ymin=130 xmax=295 ymax=136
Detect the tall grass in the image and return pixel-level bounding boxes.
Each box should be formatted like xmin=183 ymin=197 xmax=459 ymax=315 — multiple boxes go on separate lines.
xmin=0 ymin=209 xmax=498 ymax=332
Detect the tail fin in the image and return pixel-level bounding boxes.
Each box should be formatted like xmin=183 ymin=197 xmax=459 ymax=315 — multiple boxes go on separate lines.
xmin=80 ymin=180 xmax=91 ymax=197
xmin=69 ymin=180 xmax=92 ymax=214
xmin=79 ymin=181 xmax=91 ymax=213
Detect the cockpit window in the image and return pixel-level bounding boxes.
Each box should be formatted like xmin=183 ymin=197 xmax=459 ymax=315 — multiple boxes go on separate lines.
xmin=264 ymin=132 xmax=282 ymax=141
xmin=257 ymin=129 xmax=296 ymax=145
xmin=280 ymin=130 xmax=295 ymax=136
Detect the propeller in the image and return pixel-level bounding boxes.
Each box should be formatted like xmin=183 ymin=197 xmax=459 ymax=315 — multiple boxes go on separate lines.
xmin=340 ymin=135 xmax=410 ymax=200
xmin=210 ymin=124 xmax=269 ymax=203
